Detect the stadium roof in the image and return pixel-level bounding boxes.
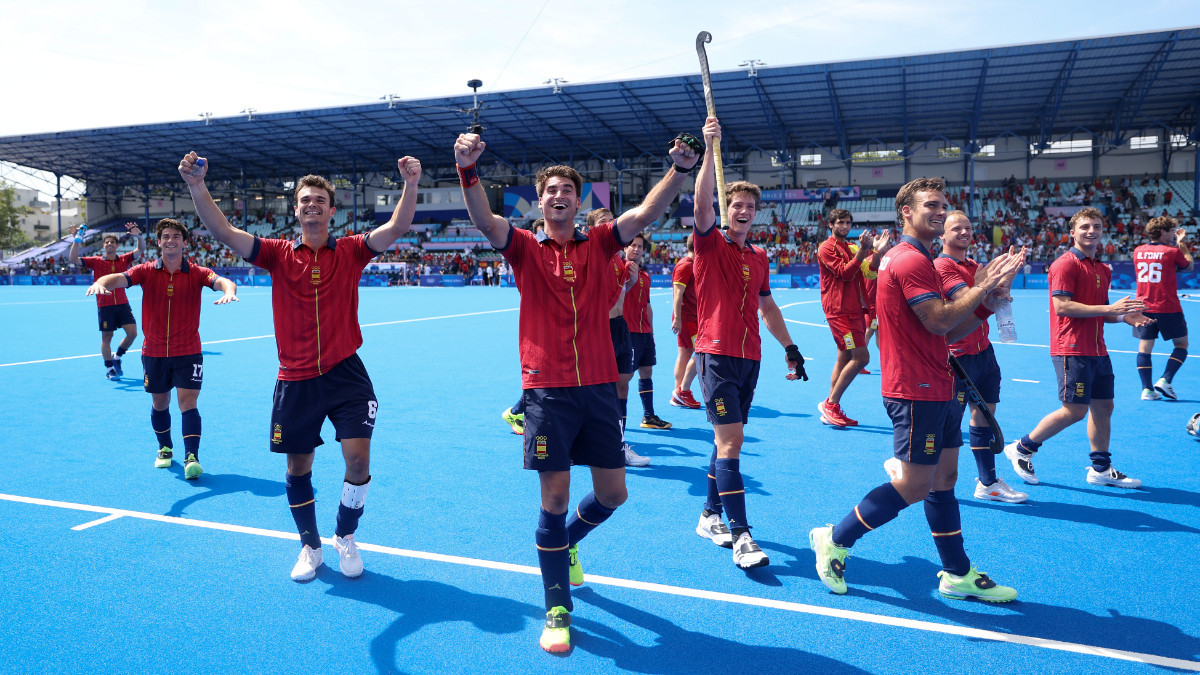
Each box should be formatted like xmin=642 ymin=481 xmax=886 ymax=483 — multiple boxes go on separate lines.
xmin=2 ymin=27 xmax=1198 ymax=193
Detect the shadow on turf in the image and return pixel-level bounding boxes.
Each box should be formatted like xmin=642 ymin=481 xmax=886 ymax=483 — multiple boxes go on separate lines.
xmin=1033 ymin=481 xmax=1200 ymax=508
xmin=163 ymin=471 xmax=285 ymax=517
xmin=627 ymin=463 xmax=770 ymax=499
xmin=320 ymin=573 xmax=542 ymax=672
xmin=751 ymin=544 xmax=1200 ymax=661
xmin=571 ymin=586 xmax=869 ymax=673
xmin=961 ymin=493 xmax=1200 ymax=533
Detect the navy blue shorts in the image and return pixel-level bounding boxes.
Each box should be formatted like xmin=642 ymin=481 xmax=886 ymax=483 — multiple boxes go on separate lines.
xmin=696 ymin=352 xmax=760 ymax=426
xmin=1053 ymin=355 xmax=1114 ymax=404
xmin=611 ymin=317 xmax=634 ymax=375
xmin=522 ymin=383 xmax=623 ymax=472
xmin=630 ymin=331 xmax=657 ymax=368
xmin=269 ymin=353 xmax=377 ymax=454
xmin=885 ymin=397 xmax=962 ymax=465
xmin=955 ymin=345 xmax=1002 ymax=405
xmin=142 ymin=354 xmax=204 ymax=393
xmin=98 ymin=304 xmax=136 ymax=332
xmin=1133 ymin=311 xmax=1187 ymax=341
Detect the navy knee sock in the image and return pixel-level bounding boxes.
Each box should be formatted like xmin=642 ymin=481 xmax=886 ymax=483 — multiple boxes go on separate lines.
xmin=335 ymin=476 xmax=370 ymax=538
xmin=1164 ymin=348 xmax=1188 ymax=382
xmin=714 ymin=458 xmax=749 ymax=532
xmin=618 ymin=397 xmax=628 ymax=435
xmin=285 ymin=471 xmax=321 ymax=550
xmin=969 ymin=426 xmax=997 ymax=485
xmin=1016 ymin=435 xmax=1041 ymax=455
xmin=1136 ymin=352 xmax=1154 ymax=389
xmin=704 ymin=446 xmax=722 ymax=514
xmin=831 ymin=482 xmax=909 ymax=548
xmin=638 ymin=377 xmax=655 ymax=416
xmin=566 ymin=492 xmax=617 ymax=546
xmin=180 ymin=408 xmax=201 ymax=457
xmin=151 ymin=408 xmax=172 ymax=449
xmin=536 ymin=509 xmax=571 ymax=612
xmin=924 ymin=489 xmax=971 ymax=576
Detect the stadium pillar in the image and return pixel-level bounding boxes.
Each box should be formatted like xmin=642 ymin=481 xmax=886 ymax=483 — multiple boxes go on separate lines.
xmin=143 ymin=175 xmax=150 ymax=232
xmin=779 ymin=157 xmax=787 ymax=230
xmin=55 ymin=174 xmax=62 ymax=241
xmin=967 ymin=153 xmax=976 ymax=220
xmin=352 ymin=164 xmax=358 ymax=234
xmin=240 ymin=168 xmax=247 ymax=230
xmin=1193 ymin=148 xmax=1198 ymax=217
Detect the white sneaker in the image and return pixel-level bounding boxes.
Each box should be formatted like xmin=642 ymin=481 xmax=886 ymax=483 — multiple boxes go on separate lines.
xmin=290 ymin=544 xmax=323 ymax=582
xmin=1086 ymin=466 xmax=1142 ymax=489
xmin=333 ymin=533 xmax=364 ymax=577
xmin=974 ymin=477 xmax=1028 ymax=503
xmin=696 ymin=512 xmax=733 ymax=548
xmin=731 ymin=532 xmax=769 ymax=569
xmin=105 ymin=366 xmax=119 ymax=380
xmin=883 ymin=457 xmax=903 ymax=481
xmin=1141 ymin=388 xmax=1162 ymax=401
xmin=1154 ymin=378 xmax=1177 ymax=400
xmin=1003 ymin=441 xmax=1038 ymax=485
xmin=623 ymin=443 xmax=650 ymax=467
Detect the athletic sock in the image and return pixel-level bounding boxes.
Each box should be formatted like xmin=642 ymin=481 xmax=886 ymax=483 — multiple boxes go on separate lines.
xmin=335 ymin=476 xmax=370 ymax=538
xmin=115 ymin=346 xmax=128 ymax=358
xmin=285 ymin=471 xmax=321 ymax=550
xmin=1016 ymin=435 xmax=1042 ymax=455
xmin=969 ymin=426 xmax=997 ymax=485
xmin=535 ymin=509 xmax=571 ymax=612
xmin=1164 ymin=347 xmax=1188 ymax=382
xmin=924 ymin=489 xmax=971 ymax=576
xmin=180 ymin=408 xmax=201 ymax=458
xmin=566 ymin=491 xmax=617 ymax=546
xmin=714 ymin=458 xmax=749 ymax=532
xmin=831 ymin=482 xmax=908 ymax=548
xmin=105 ymin=359 xmax=115 ymax=368
xmin=1136 ymin=353 xmax=1154 ymax=389
xmin=151 ymin=408 xmax=172 ymax=449
xmin=511 ymin=395 xmax=526 ymax=416
xmin=1089 ymin=448 xmax=1112 ymax=473
xmin=703 ymin=446 xmax=722 ymax=514
xmin=638 ymin=377 xmax=655 ymax=416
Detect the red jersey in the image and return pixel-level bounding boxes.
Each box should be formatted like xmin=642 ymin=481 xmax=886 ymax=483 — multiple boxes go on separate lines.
xmin=1133 ymin=242 xmax=1188 ymax=313
xmin=693 ymin=227 xmax=772 ymax=360
xmin=1048 ymin=248 xmax=1110 ymax=357
xmin=817 ymin=236 xmax=867 ymax=316
xmin=248 ymin=234 xmax=378 ymax=381
xmin=933 ymin=254 xmax=991 ymax=356
xmin=81 ymin=252 xmax=136 ymax=307
xmin=622 ymin=266 xmax=652 ymax=333
xmin=124 ymin=259 xmax=218 ymax=358
xmin=501 ymin=222 xmax=622 ymax=389
xmin=672 ymin=256 xmax=698 ymax=323
xmin=877 ymin=236 xmax=954 ymax=401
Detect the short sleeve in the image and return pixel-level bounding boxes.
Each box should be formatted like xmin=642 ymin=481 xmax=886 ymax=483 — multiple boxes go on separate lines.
xmin=192 ymin=264 xmax=219 ymax=288
xmin=501 ymin=228 xmax=533 ymax=268
xmin=933 ymin=257 xmax=967 ymax=298
xmin=248 ymin=237 xmax=279 ymax=271
xmin=1048 ymin=258 xmax=1075 ymax=298
xmin=672 ymin=260 xmax=692 ymax=285
xmin=345 ymin=234 xmax=377 ymax=268
xmin=895 ymin=252 xmax=942 ymax=306
xmin=124 ymin=262 xmax=149 ymax=287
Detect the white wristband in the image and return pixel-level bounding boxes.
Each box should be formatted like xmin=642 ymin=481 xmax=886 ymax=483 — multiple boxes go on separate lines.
xmin=1116 ymin=314 xmax=1126 ymax=323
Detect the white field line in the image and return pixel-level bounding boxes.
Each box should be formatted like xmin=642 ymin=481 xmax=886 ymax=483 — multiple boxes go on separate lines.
xmin=1 ymin=491 xmax=1196 ymax=671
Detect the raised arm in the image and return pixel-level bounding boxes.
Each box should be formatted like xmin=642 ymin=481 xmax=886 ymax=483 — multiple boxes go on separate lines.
xmin=615 ymin=127 xmax=704 ymax=243
xmin=1176 ymin=228 xmax=1195 ymax=272
xmin=67 ymin=226 xmax=82 ymax=265
xmin=86 ymin=272 xmax=129 ymax=297
xmin=453 ymin=134 xmax=511 ymax=249
xmin=178 ymin=152 xmax=256 ymax=260
xmin=125 ymin=222 xmax=145 ymax=259
xmin=693 ymin=117 xmax=721 ymax=235
xmin=368 ymin=156 xmax=422 ymax=251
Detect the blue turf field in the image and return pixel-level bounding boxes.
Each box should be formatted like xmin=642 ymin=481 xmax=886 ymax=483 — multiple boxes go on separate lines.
xmin=1 ymin=285 xmax=1198 ymax=673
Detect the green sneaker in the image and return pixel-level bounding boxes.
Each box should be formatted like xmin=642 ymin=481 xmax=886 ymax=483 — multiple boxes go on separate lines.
xmin=154 ymin=447 xmax=173 ymax=469
xmin=809 ymin=525 xmax=850 ymax=594
xmin=183 ymin=453 xmax=203 ymax=480
xmin=539 ymin=606 xmax=571 ymax=653
xmin=501 ymin=407 xmax=525 ymax=435
xmin=568 ymin=544 xmax=583 ymax=586
xmin=937 ymin=567 xmax=1017 ymax=602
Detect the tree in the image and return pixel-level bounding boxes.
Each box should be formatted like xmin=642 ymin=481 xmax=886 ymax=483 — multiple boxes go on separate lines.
xmin=0 ymin=182 xmax=32 ymax=249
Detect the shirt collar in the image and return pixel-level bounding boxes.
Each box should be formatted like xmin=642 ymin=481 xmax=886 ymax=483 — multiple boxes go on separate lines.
xmin=153 ymin=257 xmax=190 ymax=272
xmin=1068 ymin=246 xmax=1096 ymax=261
xmin=293 ymin=234 xmax=338 ymax=251
xmin=536 ymin=228 xmax=588 ymax=245
xmin=899 ymin=234 xmax=932 ymax=259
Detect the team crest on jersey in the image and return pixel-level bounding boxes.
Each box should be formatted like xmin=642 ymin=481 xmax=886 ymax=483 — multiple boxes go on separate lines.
xmin=311 ymin=267 xmax=321 ymax=285
xmin=1075 ymin=382 xmax=1085 ymax=397
xmin=741 ymin=264 xmax=750 ymax=283
xmin=166 ymin=284 xmax=175 ymax=297
xmin=924 ymin=434 xmax=936 ymax=454
xmin=1095 ymin=275 xmax=1101 ymax=288
xmin=535 ymin=435 xmax=548 ymax=458
xmin=563 ymin=261 xmax=576 ymax=283
xmin=272 ymin=424 xmax=283 ymax=445
xmin=206 ymin=272 xmax=216 ymax=283
xmin=714 ymin=398 xmax=727 ymax=416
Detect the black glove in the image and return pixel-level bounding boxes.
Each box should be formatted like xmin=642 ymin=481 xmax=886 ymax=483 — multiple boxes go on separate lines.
xmin=670 ymin=131 xmax=706 ymax=155
xmin=786 ymin=344 xmax=807 ymax=381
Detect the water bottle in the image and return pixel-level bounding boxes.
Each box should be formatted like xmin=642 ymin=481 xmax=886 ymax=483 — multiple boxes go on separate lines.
xmin=74 ymin=224 xmax=87 ymax=243
xmin=994 ymin=296 xmax=1017 ymax=343
xmin=190 ymin=158 xmax=206 ymax=177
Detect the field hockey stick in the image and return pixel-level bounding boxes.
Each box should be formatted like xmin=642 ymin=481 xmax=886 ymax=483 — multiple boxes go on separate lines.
xmin=949 ymin=354 xmax=1005 ymax=454
xmin=695 ymin=32 xmax=730 ymax=230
